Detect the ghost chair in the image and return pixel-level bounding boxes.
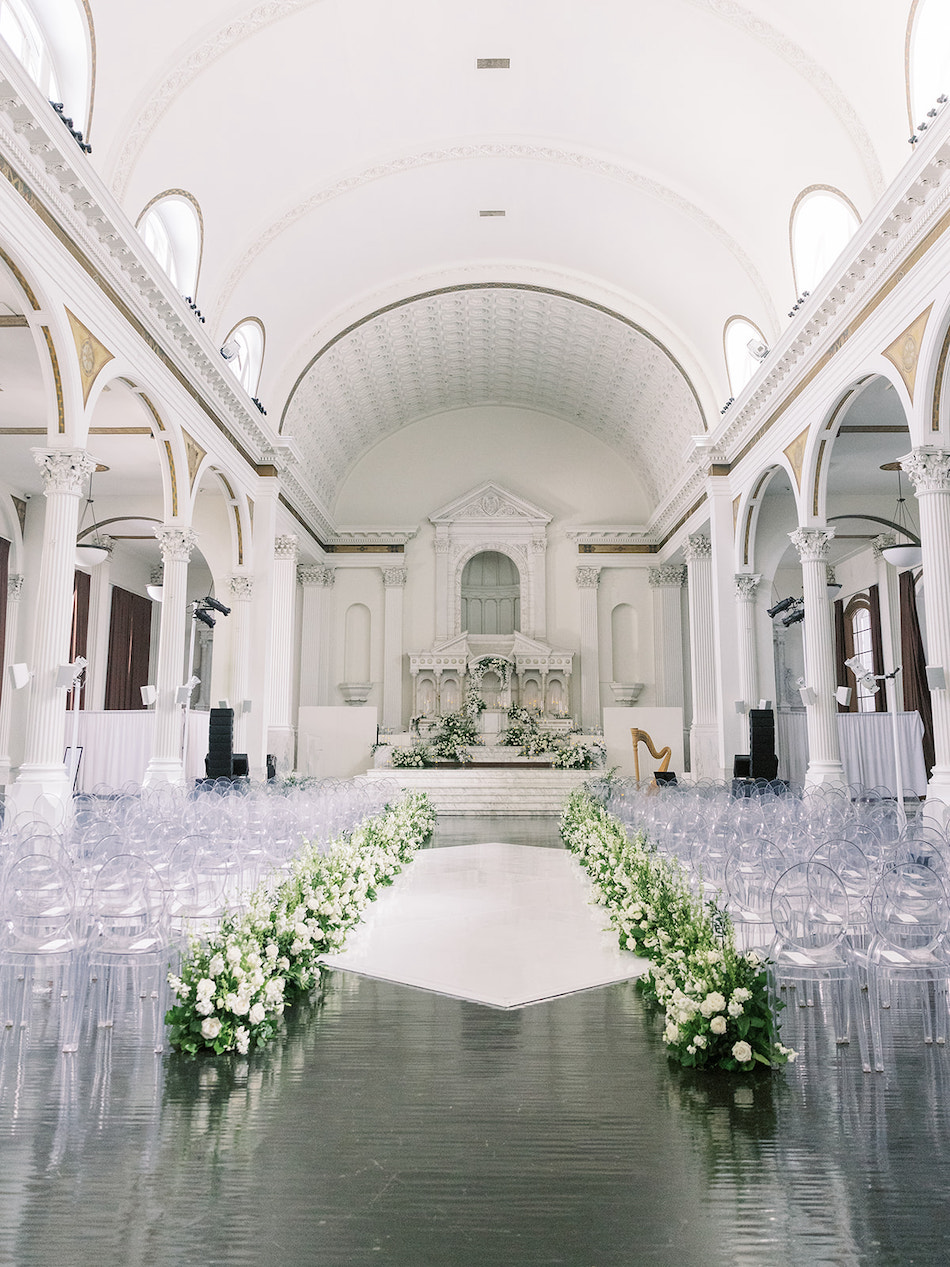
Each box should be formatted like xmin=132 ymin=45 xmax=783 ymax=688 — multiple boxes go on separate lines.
xmin=0 ymin=853 xmax=84 ymax=1053
xmin=723 ymin=836 xmax=788 ymax=954
xmin=863 ymin=863 xmax=950 ymax=1072
xmin=81 ymin=854 xmax=170 ymax=1051
xmin=768 ymin=861 xmax=870 ymax=1071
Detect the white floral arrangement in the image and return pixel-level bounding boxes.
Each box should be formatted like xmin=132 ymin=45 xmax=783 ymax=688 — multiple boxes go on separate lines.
xmin=560 ymin=790 xmax=794 ymax=1073
xmin=166 ymin=792 xmax=436 ymax=1055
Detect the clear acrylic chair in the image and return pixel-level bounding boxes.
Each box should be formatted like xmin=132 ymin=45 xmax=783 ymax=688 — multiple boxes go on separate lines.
xmin=0 ymin=853 xmax=84 ymax=1052
xmin=863 ymin=862 xmax=950 ymax=1071
xmin=769 ymin=861 xmax=870 ymax=1070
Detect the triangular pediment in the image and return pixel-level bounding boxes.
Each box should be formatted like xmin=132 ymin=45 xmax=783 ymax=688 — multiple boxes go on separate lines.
xmin=429 ymin=482 xmax=552 ymax=527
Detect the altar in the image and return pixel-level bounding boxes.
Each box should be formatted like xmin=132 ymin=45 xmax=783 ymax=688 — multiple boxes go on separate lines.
xmin=409 ymin=633 xmax=574 ymax=722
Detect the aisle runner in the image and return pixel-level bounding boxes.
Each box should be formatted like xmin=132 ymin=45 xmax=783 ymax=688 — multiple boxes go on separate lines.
xmin=321 ymin=842 xmax=650 ymax=1008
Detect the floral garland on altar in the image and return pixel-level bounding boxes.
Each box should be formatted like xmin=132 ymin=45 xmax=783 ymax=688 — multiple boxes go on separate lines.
xmin=560 ymin=790 xmax=794 ymax=1072
xmin=166 ymin=792 xmax=435 ymax=1055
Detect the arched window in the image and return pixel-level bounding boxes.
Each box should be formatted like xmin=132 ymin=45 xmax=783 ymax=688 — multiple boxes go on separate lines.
xmin=136 ymin=193 xmax=202 ymax=299
xmin=844 ymin=595 xmax=877 ymax=713
xmin=221 ymin=318 xmax=265 ymax=396
xmin=790 ymin=189 xmax=860 ymax=296
xmin=0 ymin=0 xmax=92 ymax=132
xmin=908 ymin=0 xmax=950 ymax=126
xmin=723 ymin=317 xmax=767 ymax=398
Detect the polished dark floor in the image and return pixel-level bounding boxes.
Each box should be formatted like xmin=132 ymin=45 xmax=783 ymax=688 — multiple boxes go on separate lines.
xmin=2 ymin=818 xmax=950 ymax=1266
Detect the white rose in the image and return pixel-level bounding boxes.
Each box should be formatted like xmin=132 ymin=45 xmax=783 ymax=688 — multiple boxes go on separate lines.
xmin=226 ymin=944 xmax=242 ymax=965
xmin=235 ymin=1026 xmax=250 ymax=1055
xmin=710 ymin=1015 xmax=727 ymax=1035
xmin=694 ymin=1034 xmax=707 ymax=1048
xmin=208 ymin=955 xmax=225 ymax=977
xmin=732 ymin=1041 xmax=753 ymax=1064
xmin=201 ymin=1017 xmax=222 ymax=1040
xmin=728 ymin=1001 xmax=744 ymax=1018
xmin=196 ymin=978 xmax=215 ymax=999
xmin=248 ymin=1002 xmax=266 ymax=1026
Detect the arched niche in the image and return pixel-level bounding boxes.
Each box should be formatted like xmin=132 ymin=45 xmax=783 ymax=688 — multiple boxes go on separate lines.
xmin=461 ymin=550 xmax=521 ymax=635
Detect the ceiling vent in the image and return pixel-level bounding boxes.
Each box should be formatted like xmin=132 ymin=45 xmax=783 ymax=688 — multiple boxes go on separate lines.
xmin=477 ymin=58 xmax=510 ymax=69
xmin=479 ymin=210 xmax=506 ymax=217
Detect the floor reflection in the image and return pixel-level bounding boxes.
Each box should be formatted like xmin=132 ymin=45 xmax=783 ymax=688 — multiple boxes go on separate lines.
xmin=2 ymin=819 xmax=950 ymax=1264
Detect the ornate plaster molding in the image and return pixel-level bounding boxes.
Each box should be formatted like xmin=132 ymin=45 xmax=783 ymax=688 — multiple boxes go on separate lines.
xmin=297 ymin=564 xmax=335 ymax=586
xmin=274 ymin=533 xmax=299 ymax=560
xmin=32 ymin=448 xmax=96 ymax=496
xmin=381 ymin=566 xmax=408 ymax=587
xmin=684 ymin=533 xmax=712 ymax=562
xmin=734 ymin=572 xmax=761 ymax=600
xmin=789 ymin=525 xmax=835 ymax=562
xmin=648 ymin=564 xmax=687 ymax=588
xmin=8 ymin=573 xmax=23 ymax=600
xmin=900 ymin=448 xmax=950 ymax=495
xmin=154 ymin=524 xmax=198 ymax=562
xmin=228 ymin=574 xmax=254 ymax=600
xmin=575 ymin=566 xmax=602 ymax=588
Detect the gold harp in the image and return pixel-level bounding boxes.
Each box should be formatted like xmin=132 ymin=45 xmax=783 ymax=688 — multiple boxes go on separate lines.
xmin=631 ymin=728 xmax=672 ymax=785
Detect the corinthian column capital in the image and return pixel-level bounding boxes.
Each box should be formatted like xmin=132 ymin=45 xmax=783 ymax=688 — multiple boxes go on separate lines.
xmin=32 ymin=448 xmax=96 ymax=496
xmin=734 ymin=573 xmax=761 ymax=601
xmin=899 ymin=448 xmax=950 ymax=495
xmin=789 ymin=526 xmax=834 ymax=563
xmin=154 ymin=525 xmax=198 ymax=563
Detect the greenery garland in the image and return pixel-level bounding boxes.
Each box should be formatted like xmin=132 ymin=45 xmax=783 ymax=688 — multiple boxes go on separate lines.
xmin=166 ymin=792 xmax=436 ymax=1055
xmin=560 ymin=790 xmax=794 ymax=1072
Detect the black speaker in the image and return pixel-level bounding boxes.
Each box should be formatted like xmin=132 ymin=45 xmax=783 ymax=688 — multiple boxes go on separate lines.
xmin=733 ymin=754 xmax=751 ymax=778
xmin=206 ymin=707 xmax=235 ymax=778
xmin=654 ymin=770 xmax=677 ymax=785
xmin=748 ymin=709 xmax=778 ymax=780
xmin=266 ymin=754 xmax=277 ymax=780
xmin=232 ymin=754 xmax=249 ymax=777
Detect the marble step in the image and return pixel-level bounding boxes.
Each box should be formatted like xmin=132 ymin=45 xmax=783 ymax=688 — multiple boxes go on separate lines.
xmin=364 ymin=768 xmax=592 ymax=815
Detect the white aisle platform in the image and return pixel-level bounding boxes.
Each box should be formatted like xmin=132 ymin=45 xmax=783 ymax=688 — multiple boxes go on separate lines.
xmin=321 ymin=841 xmax=650 ymax=1009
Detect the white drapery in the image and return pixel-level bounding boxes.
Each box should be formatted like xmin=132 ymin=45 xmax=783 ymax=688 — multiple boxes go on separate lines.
xmin=836 ymin=711 xmax=928 ymax=796
xmin=71 ymin=710 xmax=211 ymax=791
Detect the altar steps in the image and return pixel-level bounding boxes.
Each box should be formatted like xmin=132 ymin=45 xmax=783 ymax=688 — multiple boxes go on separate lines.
xmin=364 ymin=767 xmax=592 ymax=816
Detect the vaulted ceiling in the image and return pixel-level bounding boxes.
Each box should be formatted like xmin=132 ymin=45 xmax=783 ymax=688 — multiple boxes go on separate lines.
xmin=14 ymin=2 xmax=925 ymax=521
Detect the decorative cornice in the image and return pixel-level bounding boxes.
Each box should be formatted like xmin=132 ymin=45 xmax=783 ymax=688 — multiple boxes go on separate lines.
xmin=789 ymin=525 xmax=835 ymax=562
xmin=32 ymin=448 xmax=95 ymax=496
xmin=154 ymin=524 xmax=198 ymax=563
xmin=900 ymin=447 xmax=950 ymax=495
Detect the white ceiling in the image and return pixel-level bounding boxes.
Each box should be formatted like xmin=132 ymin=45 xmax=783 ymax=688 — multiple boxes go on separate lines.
xmin=1 ymin=1 xmax=924 ymax=526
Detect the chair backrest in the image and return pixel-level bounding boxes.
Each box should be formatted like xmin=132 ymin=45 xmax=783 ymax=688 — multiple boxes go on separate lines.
xmin=87 ymin=854 xmax=166 ymax=951
xmin=809 ymin=839 xmax=873 ymax=906
xmin=870 ymin=862 xmax=949 ymax=953
xmin=1 ymin=853 xmax=76 ymax=951
xmin=770 ymin=861 xmax=850 ymax=951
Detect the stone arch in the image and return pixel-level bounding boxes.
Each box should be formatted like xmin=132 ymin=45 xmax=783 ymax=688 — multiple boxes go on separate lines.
xmin=451 ymin=540 xmax=532 ymax=639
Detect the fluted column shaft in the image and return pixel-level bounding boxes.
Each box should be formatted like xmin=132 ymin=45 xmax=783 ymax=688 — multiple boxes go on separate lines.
xmin=790 ymin=526 xmax=844 ymax=786
xmin=649 ymin=565 xmax=686 ymax=707
xmin=298 ymin=565 xmax=335 ymax=707
xmin=901 ymin=449 xmax=950 ymax=805
xmin=268 ymin=535 xmax=298 ymax=773
xmin=0 ymin=574 xmax=23 ymax=781
xmin=685 ymin=533 xmax=718 ymax=776
xmin=576 ymin=566 xmax=602 ymax=730
xmin=735 ymin=573 xmax=762 ymax=708
xmin=84 ymin=540 xmax=114 ymax=710
xmin=11 ymin=452 xmax=95 ymax=811
xmin=434 ymin=532 xmax=451 ymax=642
xmin=382 ymin=566 xmax=407 ymax=731
xmin=227 ymin=575 xmax=253 ymax=751
xmin=144 ymin=525 xmax=197 ymax=785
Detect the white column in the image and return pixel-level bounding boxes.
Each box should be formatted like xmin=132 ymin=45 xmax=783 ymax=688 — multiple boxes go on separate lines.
xmin=0 ymin=573 xmax=24 ymax=783
xmin=901 ymin=449 xmax=950 ymax=807
xmin=649 ymin=564 xmax=686 ymax=707
xmin=195 ymin=627 xmax=213 ymax=711
xmin=267 ymin=533 xmax=298 ymax=774
xmin=144 ymin=525 xmax=197 ymax=785
xmin=298 ymin=565 xmax=335 ymax=706
xmin=434 ymin=531 xmax=451 ymax=643
xmin=685 ymin=532 xmax=718 ymax=777
xmin=530 ymin=535 xmax=547 ymax=641
xmin=381 ymin=565 xmax=407 ymax=732
xmin=9 ymin=450 xmax=96 ymax=815
xmin=576 ymin=565 xmax=602 ymax=731
xmin=227 ymin=574 xmax=253 ymax=752
xmin=735 ymin=573 xmax=762 ymax=709
xmin=84 ymin=538 xmax=114 ymax=710
xmin=789 ymin=526 xmax=845 ymax=787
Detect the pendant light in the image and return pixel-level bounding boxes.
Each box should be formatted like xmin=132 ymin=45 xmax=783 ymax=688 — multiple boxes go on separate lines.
xmin=879 ymin=463 xmax=923 ymax=569
xmin=75 ymin=464 xmax=110 ymax=567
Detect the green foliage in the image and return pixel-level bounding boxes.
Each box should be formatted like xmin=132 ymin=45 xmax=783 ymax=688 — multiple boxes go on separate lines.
xmin=430 ymin=709 xmax=482 ymax=761
xmin=166 ymin=792 xmax=436 ymax=1055
xmin=390 ymin=742 xmax=436 ymax=768
xmin=559 ymin=791 xmax=794 ymax=1073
